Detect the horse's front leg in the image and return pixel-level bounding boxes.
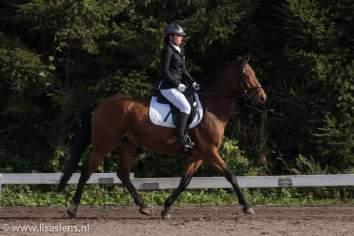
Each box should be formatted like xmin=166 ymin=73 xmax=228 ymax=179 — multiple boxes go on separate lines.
xmin=161 ymin=157 xmax=203 ymax=219
xmin=206 ymin=149 xmax=255 ymax=215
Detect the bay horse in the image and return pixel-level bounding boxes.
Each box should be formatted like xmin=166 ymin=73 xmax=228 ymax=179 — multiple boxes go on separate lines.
xmin=57 ymin=54 xmax=267 ymax=219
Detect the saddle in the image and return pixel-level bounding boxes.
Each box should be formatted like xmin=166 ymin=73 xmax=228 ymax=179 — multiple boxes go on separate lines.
xmin=149 ymin=89 xmax=203 ymax=129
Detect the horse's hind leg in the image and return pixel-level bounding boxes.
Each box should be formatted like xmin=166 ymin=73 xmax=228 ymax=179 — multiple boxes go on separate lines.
xmin=161 ymin=157 xmax=203 ymax=219
xmin=67 ymin=150 xmax=106 ymax=218
xmin=207 ymin=149 xmax=255 ymax=215
xmin=116 ymin=142 xmax=149 ymax=216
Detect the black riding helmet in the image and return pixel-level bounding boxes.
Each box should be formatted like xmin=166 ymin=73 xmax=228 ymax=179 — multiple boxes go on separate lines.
xmin=165 ymin=23 xmax=186 ymax=36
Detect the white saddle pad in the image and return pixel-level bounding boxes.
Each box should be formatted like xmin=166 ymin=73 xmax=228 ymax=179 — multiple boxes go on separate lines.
xmin=149 ymin=95 xmax=203 ymax=128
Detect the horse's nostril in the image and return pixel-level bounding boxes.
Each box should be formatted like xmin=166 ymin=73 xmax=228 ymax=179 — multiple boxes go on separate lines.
xmin=260 ymin=96 xmax=266 ymax=103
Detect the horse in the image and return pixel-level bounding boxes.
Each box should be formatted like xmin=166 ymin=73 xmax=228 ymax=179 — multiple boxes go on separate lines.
xmin=57 ymin=54 xmax=267 ymax=219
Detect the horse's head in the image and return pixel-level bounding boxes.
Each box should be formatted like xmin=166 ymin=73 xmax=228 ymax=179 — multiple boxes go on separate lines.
xmin=232 ymin=54 xmax=267 ymax=105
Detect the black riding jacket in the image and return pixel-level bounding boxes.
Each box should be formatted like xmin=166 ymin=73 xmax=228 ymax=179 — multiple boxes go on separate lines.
xmin=159 ymin=42 xmax=195 ymax=90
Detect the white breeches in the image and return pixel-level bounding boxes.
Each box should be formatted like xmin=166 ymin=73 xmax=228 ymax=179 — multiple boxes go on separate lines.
xmin=160 ymin=88 xmax=191 ymax=114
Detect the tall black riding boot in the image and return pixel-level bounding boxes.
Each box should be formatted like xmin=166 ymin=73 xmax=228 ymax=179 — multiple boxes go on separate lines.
xmin=175 ymin=112 xmax=194 ymax=151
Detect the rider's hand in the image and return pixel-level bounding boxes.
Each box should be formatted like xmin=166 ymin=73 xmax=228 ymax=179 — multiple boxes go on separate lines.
xmin=192 ymin=82 xmax=200 ymax=91
xmin=177 ymin=83 xmax=187 ymax=92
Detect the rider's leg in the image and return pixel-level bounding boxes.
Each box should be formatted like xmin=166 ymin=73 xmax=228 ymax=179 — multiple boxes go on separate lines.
xmin=160 ymin=88 xmax=191 ymax=115
xmin=160 ymin=88 xmax=194 ymax=149
xmin=175 ymin=112 xmax=193 ymax=147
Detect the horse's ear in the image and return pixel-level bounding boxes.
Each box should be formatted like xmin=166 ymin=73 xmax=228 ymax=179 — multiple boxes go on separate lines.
xmin=241 ymin=53 xmax=251 ymax=69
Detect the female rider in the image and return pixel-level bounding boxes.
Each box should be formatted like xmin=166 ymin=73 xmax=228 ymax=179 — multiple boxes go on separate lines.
xmin=159 ymin=23 xmax=200 ymax=151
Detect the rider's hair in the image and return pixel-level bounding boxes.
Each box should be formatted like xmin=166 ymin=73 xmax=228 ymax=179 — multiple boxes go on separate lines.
xmin=164 ymin=35 xmax=171 ymax=44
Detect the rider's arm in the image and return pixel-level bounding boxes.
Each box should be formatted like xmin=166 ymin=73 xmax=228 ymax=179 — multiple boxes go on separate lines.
xmin=183 ymin=67 xmax=195 ymax=84
xmin=182 ymin=58 xmax=195 ymax=84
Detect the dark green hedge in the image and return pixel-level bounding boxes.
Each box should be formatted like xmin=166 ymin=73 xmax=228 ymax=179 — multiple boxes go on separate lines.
xmin=0 ymin=0 xmax=353 ymax=176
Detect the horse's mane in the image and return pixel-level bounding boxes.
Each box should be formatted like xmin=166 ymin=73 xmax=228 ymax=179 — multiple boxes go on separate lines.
xmin=199 ymin=61 xmax=236 ymax=94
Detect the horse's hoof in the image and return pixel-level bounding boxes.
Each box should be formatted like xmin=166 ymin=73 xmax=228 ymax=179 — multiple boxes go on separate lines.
xmin=161 ymin=209 xmax=171 ymax=219
xmin=243 ymin=207 xmax=255 ymax=215
xmin=67 ymin=208 xmax=77 ymax=219
xmin=67 ymin=204 xmax=78 ymax=219
xmin=139 ymin=206 xmax=151 ymax=216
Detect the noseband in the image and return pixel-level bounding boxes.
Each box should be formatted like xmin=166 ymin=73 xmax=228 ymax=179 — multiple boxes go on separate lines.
xmin=237 ymin=68 xmax=262 ymax=99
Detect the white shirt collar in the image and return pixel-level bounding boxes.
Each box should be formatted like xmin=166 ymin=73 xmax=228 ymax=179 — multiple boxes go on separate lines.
xmin=170 ymin=42 xmax=181 ymax=54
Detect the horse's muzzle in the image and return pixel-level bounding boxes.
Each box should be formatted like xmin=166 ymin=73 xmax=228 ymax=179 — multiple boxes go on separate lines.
xmin=255 ymin=90 xmax=267 ymax=105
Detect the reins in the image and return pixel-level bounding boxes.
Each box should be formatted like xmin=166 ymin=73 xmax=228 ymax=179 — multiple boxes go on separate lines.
xmin=192 ymin=61 xmax=263 ymax=99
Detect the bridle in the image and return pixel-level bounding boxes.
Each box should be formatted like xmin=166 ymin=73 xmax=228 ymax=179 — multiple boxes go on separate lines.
xmin=237 ymin=67 xmax=263 ymax=99
xmin=197 ymin=65 xmax=263 ymax=99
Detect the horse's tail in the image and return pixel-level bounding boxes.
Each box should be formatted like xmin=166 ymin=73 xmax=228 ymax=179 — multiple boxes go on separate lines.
xmin=57 ymin=109 xmax=92 ymax=192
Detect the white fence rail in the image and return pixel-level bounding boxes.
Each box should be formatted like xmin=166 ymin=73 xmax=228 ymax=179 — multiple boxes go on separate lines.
xmin=1 ymin=173 xmax=354 ymax=190
xmin=0 ymin=173 xmax=134 ymax=185
xmin=131 ymin=175 xmax=354 ymax=190
xmin=1 ymin=173 xmax=354 ymax=207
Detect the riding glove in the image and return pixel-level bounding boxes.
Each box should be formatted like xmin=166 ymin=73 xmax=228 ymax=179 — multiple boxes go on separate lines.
xmin=192 ymin=82 xmax=200 ymax=91
xmin=177 ymin=83 xmax=187 ymax=92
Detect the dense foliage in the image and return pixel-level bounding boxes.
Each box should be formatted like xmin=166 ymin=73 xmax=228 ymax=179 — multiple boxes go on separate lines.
xmin=0 ymin=0 xmax=353 ymax=177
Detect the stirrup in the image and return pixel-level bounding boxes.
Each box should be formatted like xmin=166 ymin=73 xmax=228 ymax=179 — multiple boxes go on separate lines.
xmin=181 ymin=135 xmax=195 ymax=153
xmin=184 ymin=135 xmax=195 ymax=147
xmin=180 ymin=143 xmax=193 ymax=153
xmin=176 ymin=135 xmax=195 ymax=152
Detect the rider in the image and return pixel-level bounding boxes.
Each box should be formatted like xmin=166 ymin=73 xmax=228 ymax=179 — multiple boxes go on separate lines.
xmin=159 ymin=23 xmax=200 ymax=151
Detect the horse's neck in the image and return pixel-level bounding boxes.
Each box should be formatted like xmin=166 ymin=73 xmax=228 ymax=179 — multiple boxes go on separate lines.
xmin=203 ymin=68 xmax=236 ymax=125
xmin=204 ymin=96 xmax=235 ymax=124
